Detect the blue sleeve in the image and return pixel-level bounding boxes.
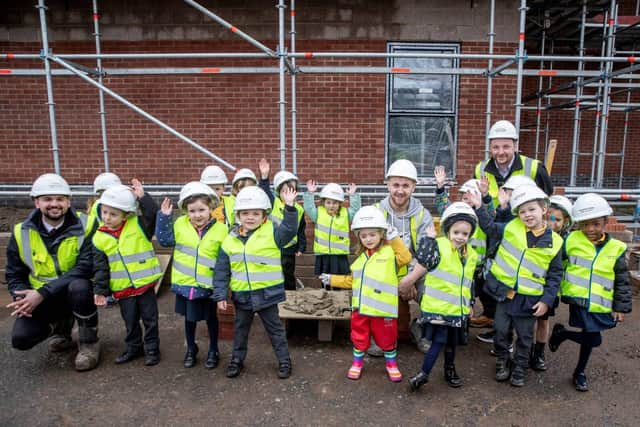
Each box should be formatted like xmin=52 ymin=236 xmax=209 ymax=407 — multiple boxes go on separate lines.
xmin=259 ymin=178 xmax=275 ymax=207
xmin=213 ymin=248 xmax=231 ymax=302
xmin=302 ymin=192 xmax=318 ymax=223
xmin=274 ymin=205 xmax=299 ymax=248
xmin=347 ymin=193 xmax=361 ymax=220
xmin=155 ymin=212 xmax=176 ymax=247
xmin=476 ymin=205 xmax=506 ymax=242
xmin=541 ymin=250 xmax=563 ymax=307
xmin=297 ymin=214 xmax=307 ymax=253
xmin=495 ymin=207 xmax=515 ymax=223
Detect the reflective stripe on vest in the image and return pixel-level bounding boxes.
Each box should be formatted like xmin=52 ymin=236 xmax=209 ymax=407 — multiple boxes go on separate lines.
xmin=421 ymin=237 xmax=478 ymax=317
xmin=14 ymin=223 xmax=81 ymax=289
xmin=475 ymin=155 xmax=539 ymax=207
xmin=313 ymin=206 xmax=350 ymax=255
xmin=171 ymin=216 xmax=228 ymax=289
xmin=222 ymin=195 xmax=235 ymax=228
xmin=469 ymin=226 xmax=487 ymax=263
xmin=561 ymin=231 xmax=625 ymax=313
xmin=92 ymin=217 xmax=162 ymax=292
xmin=350 ymin=245 xmax=398 ymax=318
xmin=221 ymin=221 xmax=283 ymax=291
xmin=269 ymin=198 xmax=304 ymax=248
xmin=490 ymin=219 xmax=562 ymax=296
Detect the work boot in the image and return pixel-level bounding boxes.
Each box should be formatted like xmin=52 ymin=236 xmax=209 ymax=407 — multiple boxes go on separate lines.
xmin=530 ymin=345 xmax=547 ymax=371
xmin=408 ymin=371 xmax=429 ymax=391
xmin=183 ymin=344 xmax=198 ymax=369
xmin=495 ymin=358 xmax=511 ymax=382
xmin=278 ymin=359 xmax=292 ymax=379
xmin=48 ymin=317 xmax=75 ymax=353
xmin=476 ymin=330 xmax=496 ymax=344
xmin=573 ymin=371 xmax=589 ymax=392
xmin=115 ymin=348 xmax=144 ymax=364
xmin=75 ymin=326 xmax=100 ymax=371
xmin=548 ymin=323 xmax=566 ymax=352
xmin=510 ymin=365 xmax=527 ymax=387
xmin=367 ymin=338 xmax=383 ymax=357
xmin=470 ymin=315 xmax=494 ymax=328
xmin=226 ymin=358 xmax=244 ymax=378
xmin=444 ymin=364 xmax=463 ymax=388
xmin=410 ymin=320 xmax=431 ymax=353
xmin=144 ymin=350 xmax=161 ymax=366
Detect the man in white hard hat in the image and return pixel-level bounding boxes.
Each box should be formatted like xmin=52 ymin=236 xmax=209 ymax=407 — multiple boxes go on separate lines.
xmin=6 ymin=173 xmax=101 ymax=371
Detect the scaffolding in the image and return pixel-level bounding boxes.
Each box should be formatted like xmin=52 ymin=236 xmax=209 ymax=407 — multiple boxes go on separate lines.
xmin=0 ymin=0 xmax=639 ymax=190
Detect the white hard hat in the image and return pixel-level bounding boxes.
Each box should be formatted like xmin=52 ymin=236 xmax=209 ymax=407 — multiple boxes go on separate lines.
xmin=178 ymin=181 xmax=218 ymax=210
xmin=234 ymin=186 xmax=271 ymax=212
xmin=572 ymin=193 xmax=612 ymax=222
xmin=200 ymin=165 xmax=228 ymax=185
xmin=319 ymin=183 xmax=345 ymax=202
xmin=488 ymin=120 xmax=518 ymax=140
xmin=549 ymin=195 xmax=573 ymax=221
xmin=273 ymin=170 xmax=298 ymax=193
xmin=510 ymin=184 xmax=548 ymax=214
xmin=351 ymin=206 xmax=388 ymax=231
xmin=386 ymin=159 xmax=418 ymax=182
xmin=502 ymin=175 xmax=536 ymax=191
xmin=231 ymin=168 xmax=258 ymax=186
xmin=93 ymin=172 xmax=122 ymax=194
xmin=30 ymin=173 xmax=71 ymax=197
xmin=459 ymin=179 xmax=481 ymax=197
xmin=97 ymin=184 xmax=137 ymax=213
xmin=441 ymin=201 xmax=478 ymax=234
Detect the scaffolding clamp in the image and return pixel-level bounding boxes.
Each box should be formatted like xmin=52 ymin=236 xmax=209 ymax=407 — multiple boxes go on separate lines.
xmin=60 ymin=58 xmax=105 ymax=78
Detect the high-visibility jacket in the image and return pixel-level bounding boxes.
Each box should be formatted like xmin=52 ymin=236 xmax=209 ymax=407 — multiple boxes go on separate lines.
xmin=469 ymin=226 xmax=487 ymax=264
xmin=351 ymin=245 xmax=399 ymax=318
xmin=13 ymin=223 xmax=81 ymax=290
xmin=221 ymin=195 xmax=235 ymax=228
xmin=421 ymin=237 xmax=478 ymax=320
xmin=222 ymin=221 xmax=284 ymax=292
xmin=172 ymin=216 xmax=228 ymax=289
xmin=92 ymin=217 xmax=162 ymax=292
xmin=77 ymin=201 xmax=99 ymax=237
xmin=561 ymin=231 xmax=626 ymax=313
xmin=490 ymin=219 xmax=562 ymax=296
xmin=270 ymin=198 xmax=304 ymax=248
xmin=313 ymin=206 xmax=350 ymax=255
xmin=475 ymin=154 xmax=539 ymax=207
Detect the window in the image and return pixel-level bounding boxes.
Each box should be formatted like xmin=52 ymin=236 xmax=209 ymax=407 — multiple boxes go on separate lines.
xmin=385 ymin=43 xmax=459 ymax=180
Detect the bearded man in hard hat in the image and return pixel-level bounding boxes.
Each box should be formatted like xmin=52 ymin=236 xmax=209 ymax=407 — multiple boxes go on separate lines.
xmin=374 ymin=159 xmax=434 ymax=354
xmin=6 ymin=173 xmax=101 ymax=371
xmin=475 ymin=120 xmax=553 ymax=206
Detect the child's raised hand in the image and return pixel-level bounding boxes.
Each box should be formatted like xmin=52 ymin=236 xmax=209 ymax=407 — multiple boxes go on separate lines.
xmin=130 ymin=178 xmax=144 ymax=199
xmin=479 ymin=176 xmax=489 ymax=196
xmin=258 ymin=158 xmax=270 ymax=180
xmin=94 ymin=294 xmax=107 ymax=307
xmin=217 ymin=300 xmax=227 ymax=311
xmin=466 ymin=190 xmax=482 ymax=209
xmin=281 ymin=187 xmax=297 ymax=206
xmin=306 ymin=179 xmax=317 ymax=193
xmin=160 ymin=197 xmax=173 ymax=215
xmin=346 ymin=183 xmax=357 ymax=195
xmin=426 ymin=223 xmax=437 ymax=239
xmin=434 ymin=165 xmax=447 ymax=189
xmin=498 ymin=187 xmax=511 ymax=209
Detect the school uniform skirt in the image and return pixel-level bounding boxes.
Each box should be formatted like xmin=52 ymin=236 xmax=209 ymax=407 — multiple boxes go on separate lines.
xmin=175 ymin=294 xmax=216 ymax=322
xmin=314 ymin=254 xmax=351 ymax=275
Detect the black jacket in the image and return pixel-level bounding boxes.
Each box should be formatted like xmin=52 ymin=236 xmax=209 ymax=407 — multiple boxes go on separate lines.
xmin=260 ymin=177 xmax=307 ymax=255
xmin=478 ymin=153 xmax=554 ymax=196
xmin=6 ymin=207 xmax=95 ymax=300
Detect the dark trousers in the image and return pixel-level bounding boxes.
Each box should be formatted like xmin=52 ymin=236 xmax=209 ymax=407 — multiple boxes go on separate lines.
xmin=232 ymin=304 xmax=290 ymax=363
xmin=11 ymin=279 xmax=97 ymax=351
xmin=494 ymin=300 xmax=535 ymax=368
xmin=475 ymin=274 xmax=496 ymax=319
xmin=281 ymin=254 xmax=297 ymax=291
xmin=118 ymin=288 xmax=159 ymax=353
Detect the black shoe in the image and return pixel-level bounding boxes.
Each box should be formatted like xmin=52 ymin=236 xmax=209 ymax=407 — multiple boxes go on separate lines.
xmin=183 ymin=345 xmax=198 ymax=369
xmin=278 ymin=359 xmax=292 ymax=379
xmin=408 ymin=371 xmax=429 ymax=391
xmin=510 ymin=365 xmax=527 ymax=387
xmin=444 ymin=365 xmax=463 ymax=388
xmin=114 ymin=348 xmax=144 ymax=364
xmin=204 ymin=350 xmax=219 ymax=370
xmin=573 ymin=372 xmax=589 ymax=392
xmin=495 ymin=358 xmax=511 ymax=382
xmin=549 ymin=323 xmax=565 ymax=352
xmin=226 ymin=358 xmax=243 ymax=378
xmin=144 ymin=350 xmax=161 ymax=366
xmin=530 ymin=348 xmax=547 ymax=372
xmin=476 ymin=330 xmax=496 ymax=344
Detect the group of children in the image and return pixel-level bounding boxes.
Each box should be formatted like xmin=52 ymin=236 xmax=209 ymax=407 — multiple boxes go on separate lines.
xmin=82 ymin=157 xmax=631 ymax=392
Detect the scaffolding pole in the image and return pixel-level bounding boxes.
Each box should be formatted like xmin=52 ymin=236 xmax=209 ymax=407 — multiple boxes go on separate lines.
xmin=569 ymin=0 xmax=588 ymax=186
xmin=92 ymin=0 xmax=110 ymax=172
xmin=290 ymin=0 xmax=298 ymax=174
xmin=514 ymin=0 xmax=527 ymax=135
xmin=534 ymin=29 xmax=545 ymax=160
xmin=484 ymin=0 xmax=495 ymax=157
xmin=277 ymin=0 xmax=287 ymax=171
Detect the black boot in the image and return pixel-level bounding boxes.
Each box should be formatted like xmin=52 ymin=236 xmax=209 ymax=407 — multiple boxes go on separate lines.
xmin=495 ymin=358 xmax=511 ymax=382
xmin=530 ymin=343 xmax=547 ymax=371
xmin=444 ymin=365 xmax=463 ymax=388
xmin=510 ymin=364 xmax=527 ymax=387
xmin=278 ymin=359 xmax=292 ymax=379
xmin=183 ymin=344 xmax=198 ymax=368
xmin=226 ymin=358 xmax=244 ymax=378
xmin=408 ymin=371 xmax=429 ymax=391
xmin=573 ymin=371 xmax=589 ymax=392
xmin=204 ymin=350 xmax=219 ymax=370
xmin=548 ymin=323 xmax=566 ymax=352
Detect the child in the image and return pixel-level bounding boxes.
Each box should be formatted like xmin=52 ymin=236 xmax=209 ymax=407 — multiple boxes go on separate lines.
xmin=156 ymin=182 xmax=228 ymax=369
xmin=213 ymin=185 xmax=298 ymax=379
xmin=82 ymin=172 xmax=122 ymax=233
xmin=470 ymin=184 xmax=563 ymax=387
xmin=324 ymin=205 xmax=412 ymax=382
xmin=200 ymin=165 xmax=230 ymax=225
xmin=215 ymin=167 xmax=259 ymax=228
xmin=92 ymin=180 xmax=162 ymax=366
xmin=303 ymin=180 xmax=360 ymax=278
xmin=408 ymin=202 xmax=479 ymax=391
xmin=529 ymin=194 xmax=574 ymax=371
xmin=549 ymin=193 xmax=631 ymax=391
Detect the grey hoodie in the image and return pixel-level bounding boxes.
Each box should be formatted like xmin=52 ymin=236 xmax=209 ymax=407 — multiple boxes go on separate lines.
xmin=377 ymin=196 xmax=433 ymax=254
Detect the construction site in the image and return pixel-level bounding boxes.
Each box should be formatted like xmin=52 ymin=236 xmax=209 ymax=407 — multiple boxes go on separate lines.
xmin=1 ymin=1 xmax=640 ymax=426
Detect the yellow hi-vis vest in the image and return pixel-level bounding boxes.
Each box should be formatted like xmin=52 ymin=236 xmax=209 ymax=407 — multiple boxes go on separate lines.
xmin=490 ymin=219 xmax=562 ymax=296
xmin=475 ymin=154 xmax=539 ymax=207
xmin=221 ymin=221 xmax=284 ymax=292
xmin=92 ymin=217 xmax=162 ymax=292
xmin=221 ymin=195 xmax=235 ymax=228
xmin=270 ymin=198 xmax=304 ymax=248
xmin=13 ymin=223 xmax=82 ymax=290
xmin=172 ymin=216 xmax=228 ymax=289
xmin=561 ymin=231 xmax=626 ymax=313
xmin=469 ymin=226 xmax=487 ymax=264
xmin=351 ymin=245 xmax=399 ymax=318
xmin=421 ymin=237 xmax=478 ymax=318
xmin=313 ymin=206 xmax=350 ymax=255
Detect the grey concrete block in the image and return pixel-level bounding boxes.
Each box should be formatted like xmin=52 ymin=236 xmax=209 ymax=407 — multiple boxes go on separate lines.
xmin=338 ymin=9 xmax=352 ymax=22
xmin=0 ymin=27 xmax=9 ymax=42
xmin=156 ymin=26 xmax=185 ymax=41
xmin=69 ymin=27 xmax=91 ymax=41
xmin=66 ymin=10 xmax=84 ymax=25
xmin=128 ymin=26 xmax=143 ymax=41
xmin=102 ymin=25 xmax=130 ymax=41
